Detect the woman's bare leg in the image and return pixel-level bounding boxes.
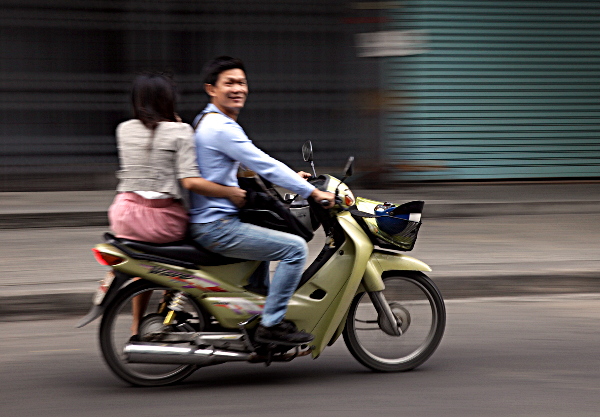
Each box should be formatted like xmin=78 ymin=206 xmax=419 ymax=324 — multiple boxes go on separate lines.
xmin=131 ymin=287 xmax=152 ymax=336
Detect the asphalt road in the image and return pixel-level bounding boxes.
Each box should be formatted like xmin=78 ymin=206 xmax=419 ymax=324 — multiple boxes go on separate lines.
xmin=2 ymin=294 xmax=599 ymax=417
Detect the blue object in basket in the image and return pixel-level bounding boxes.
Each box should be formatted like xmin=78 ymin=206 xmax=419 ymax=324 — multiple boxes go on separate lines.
xmin=374 ymin=201 xmax=424 ymax=236
xmin=374 ymin=205 xmax=410 ymax=235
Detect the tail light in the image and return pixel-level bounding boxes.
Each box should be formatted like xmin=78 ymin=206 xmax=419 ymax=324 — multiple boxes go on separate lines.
xmin=92 ymin=248 xmax=125 ymax=266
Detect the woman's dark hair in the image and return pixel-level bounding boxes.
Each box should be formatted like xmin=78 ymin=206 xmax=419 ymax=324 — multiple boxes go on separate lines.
xmin=202 ymin=56 xmax=246 ymax=86
xmin=131 ymin=72 xmax=178 ymax=130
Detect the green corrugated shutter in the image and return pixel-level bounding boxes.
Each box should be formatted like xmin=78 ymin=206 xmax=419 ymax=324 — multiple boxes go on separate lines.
xmin=383 ymin=0 xmax=600 ymax=180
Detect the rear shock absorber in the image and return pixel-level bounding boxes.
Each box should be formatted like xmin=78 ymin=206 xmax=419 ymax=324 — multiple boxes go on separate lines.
xmin=163 ymin=292 xmax=186 ymax=325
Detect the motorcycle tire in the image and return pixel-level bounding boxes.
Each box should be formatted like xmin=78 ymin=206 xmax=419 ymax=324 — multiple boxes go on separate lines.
xmin=343 ymin=271 xmax=446 ymax=372
xmin=99 ymin=279 xmax=207 ymax=386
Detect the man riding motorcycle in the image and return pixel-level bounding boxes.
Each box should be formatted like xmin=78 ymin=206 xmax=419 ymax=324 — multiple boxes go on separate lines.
xmin=189 ymin=56 xmax=334 ymax=345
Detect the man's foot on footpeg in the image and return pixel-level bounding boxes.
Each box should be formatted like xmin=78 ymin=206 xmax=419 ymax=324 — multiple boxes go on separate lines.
xmin=254 ymin=321 xmax=315 ymax=346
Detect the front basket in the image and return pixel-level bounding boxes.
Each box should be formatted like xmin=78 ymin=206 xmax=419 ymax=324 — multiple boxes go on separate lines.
xmin=362 ymin=217 xmax=421 ymax=251
xmin=355 ymin=197 xmax=423 ymax=251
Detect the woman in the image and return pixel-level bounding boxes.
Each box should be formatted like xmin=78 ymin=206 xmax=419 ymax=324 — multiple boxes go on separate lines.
xmin=108 ymin=72 xmax=245 ymax=338
xmin=109 ymin=72 xmax=245 ymax=243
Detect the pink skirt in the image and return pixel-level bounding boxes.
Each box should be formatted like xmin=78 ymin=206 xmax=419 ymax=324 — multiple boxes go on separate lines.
xmin=108 ymin=192 xmax=189 ymax=244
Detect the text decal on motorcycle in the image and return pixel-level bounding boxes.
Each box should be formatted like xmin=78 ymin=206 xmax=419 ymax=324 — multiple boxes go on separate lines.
xmin=211 ymin=298 xmax=264 ymax=315
xmin=145 ymin=265 xmax=227 ymax=292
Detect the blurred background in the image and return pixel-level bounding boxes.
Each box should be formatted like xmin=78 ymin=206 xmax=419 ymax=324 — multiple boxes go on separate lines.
xmin=1 ymin=0 xmax=598 ymax=192
xmin=2 ymin=2 xmax=600 ymax=412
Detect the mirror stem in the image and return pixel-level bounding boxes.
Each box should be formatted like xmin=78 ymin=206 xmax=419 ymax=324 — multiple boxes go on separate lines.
xmin=310 ymin=161 xmax=317 ymax=178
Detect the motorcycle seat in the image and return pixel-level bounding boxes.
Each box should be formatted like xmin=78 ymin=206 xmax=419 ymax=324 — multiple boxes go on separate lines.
xmin=104 ymin=233 xmax=244 ymax=267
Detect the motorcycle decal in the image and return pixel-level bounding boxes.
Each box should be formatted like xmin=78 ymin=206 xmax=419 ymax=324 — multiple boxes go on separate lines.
xmin=142 ymin=264 xmax=226 ymax=292
xmin=211 ymin=298 xmax=264 ymax=315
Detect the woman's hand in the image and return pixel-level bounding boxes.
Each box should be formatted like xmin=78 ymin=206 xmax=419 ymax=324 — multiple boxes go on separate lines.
xmin=226 ymin=187 xmax=247 ymax=208
xmin=181 ymin=177 xmax=245 ymax=207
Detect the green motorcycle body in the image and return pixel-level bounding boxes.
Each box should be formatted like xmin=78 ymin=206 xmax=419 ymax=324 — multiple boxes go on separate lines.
xmin=93 ymin=210 xmax=430 ymax=358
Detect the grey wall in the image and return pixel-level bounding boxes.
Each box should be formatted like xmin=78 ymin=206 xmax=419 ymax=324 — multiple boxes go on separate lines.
xmin=0 ymin=1 xmax=382 ymax=191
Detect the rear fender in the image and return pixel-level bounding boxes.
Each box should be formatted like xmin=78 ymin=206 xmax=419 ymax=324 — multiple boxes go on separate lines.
xmin=76 ymin=270 xmax=132 ymax=328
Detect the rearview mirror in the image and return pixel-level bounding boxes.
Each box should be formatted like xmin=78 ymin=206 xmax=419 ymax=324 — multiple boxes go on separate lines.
xmin=302 ymin=141 xmax=313 ymax=162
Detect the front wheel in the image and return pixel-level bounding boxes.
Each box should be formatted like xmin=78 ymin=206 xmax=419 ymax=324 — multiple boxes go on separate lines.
xmin=99 ymin=279 xmax=207 ymax=386
xmin=343 ymin=271 xmax=445 ymax=372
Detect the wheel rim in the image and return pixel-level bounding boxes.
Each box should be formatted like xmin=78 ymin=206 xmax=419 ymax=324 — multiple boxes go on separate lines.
xmin=350 ymin=277 xmax=439 ymax=365
xmin=106 ymin=287 xmax=204 ymax=381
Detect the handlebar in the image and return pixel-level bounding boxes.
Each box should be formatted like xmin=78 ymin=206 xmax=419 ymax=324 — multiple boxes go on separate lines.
xmin=318 ymin=196 xmax=342 ymax=208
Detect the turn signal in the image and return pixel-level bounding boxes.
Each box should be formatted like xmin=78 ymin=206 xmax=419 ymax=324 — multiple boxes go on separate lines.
xmin=344 ymin=195 xmax=355 ymax=206
xmin=92 ymin=248 xmax=125 ymax=266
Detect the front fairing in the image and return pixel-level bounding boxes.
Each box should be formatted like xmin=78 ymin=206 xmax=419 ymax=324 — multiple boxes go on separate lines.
xmin=284 ymin=211 xmax=373 ymax=356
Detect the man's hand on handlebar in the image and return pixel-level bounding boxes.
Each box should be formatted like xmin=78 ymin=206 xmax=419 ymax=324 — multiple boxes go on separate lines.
xmin=297 ymin=171 xmax=312 ymax=180
xmin=310 ymin=189 xmax=335 ymax=209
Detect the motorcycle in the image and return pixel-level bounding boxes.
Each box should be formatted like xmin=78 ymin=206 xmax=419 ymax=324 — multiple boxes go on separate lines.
xmin=78 ymin=141 xmax=446 ymax=386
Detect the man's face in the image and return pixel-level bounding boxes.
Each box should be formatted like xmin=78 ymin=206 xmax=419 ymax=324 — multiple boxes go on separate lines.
xmin=206 ymin=68 xmax=248 ymax=119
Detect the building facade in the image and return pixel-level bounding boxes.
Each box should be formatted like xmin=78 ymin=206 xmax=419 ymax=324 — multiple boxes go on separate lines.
xmin=1 ymin=1 xmax=598 ymax=191
xmin=0 ymin=1 xmax=381 ymax=190
xmin=382 ymin=0 xmax=600 ymax=180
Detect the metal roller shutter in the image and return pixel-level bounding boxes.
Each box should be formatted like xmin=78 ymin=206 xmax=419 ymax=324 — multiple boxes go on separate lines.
xmin=383 ymin=1 xmax=600 ymax=180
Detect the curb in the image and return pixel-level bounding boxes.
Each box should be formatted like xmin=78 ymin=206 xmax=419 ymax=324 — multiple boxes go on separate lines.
xmin=3 ymin=272 xmax=599 ymax=322
xmin=424 ymin=200 xmax=600 ymax=218
xmin=2 ymin=200 xmax=599 ymax=229
xmin=0 ymin=292 xmax=94 ymax=322
xmin=0 ymin=212 xmax=109 ymax=229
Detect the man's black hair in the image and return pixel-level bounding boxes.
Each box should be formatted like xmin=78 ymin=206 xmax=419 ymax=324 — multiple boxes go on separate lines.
xmin=202 ymin=56 xmax=246 ymax=86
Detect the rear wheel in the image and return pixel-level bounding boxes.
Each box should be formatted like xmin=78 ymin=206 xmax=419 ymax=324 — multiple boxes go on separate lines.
xmin=343 ymin=271 xmax=445 ymax=372
xmin=99 ymin=280 xmax=207 ymax=386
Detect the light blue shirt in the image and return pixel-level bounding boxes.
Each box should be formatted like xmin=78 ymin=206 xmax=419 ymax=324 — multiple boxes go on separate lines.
xmin=190 ymin=103 xmax=315 ymax=224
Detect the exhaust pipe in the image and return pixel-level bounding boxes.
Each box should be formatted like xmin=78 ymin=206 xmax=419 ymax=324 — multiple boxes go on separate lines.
xmin=124 ymin=343 xmax=251 ymax=366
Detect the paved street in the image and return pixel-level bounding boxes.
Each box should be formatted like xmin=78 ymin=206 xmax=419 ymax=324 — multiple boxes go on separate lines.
xmin=1 ymin=294 xmax=598 ymax=417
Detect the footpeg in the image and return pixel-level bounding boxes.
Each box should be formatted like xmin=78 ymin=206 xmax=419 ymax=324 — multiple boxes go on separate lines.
xmin=238 ymin=314 xmax=261 ymax=351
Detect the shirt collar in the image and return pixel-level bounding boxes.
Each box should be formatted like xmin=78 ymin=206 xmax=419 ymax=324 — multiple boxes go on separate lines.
xmin=203 ymin=103 xmax=236 ymax=121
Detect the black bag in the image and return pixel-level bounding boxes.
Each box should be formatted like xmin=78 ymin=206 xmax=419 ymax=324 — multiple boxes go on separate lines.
xmin=238 ymin=176 xmax=314 ymax=242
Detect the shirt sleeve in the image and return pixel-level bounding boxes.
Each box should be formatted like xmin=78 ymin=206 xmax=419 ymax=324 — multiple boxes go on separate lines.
xmin=176 ymin=124 xmax=202 ymax=179
xmin=217 ymin=121 xmax=315 ymax=199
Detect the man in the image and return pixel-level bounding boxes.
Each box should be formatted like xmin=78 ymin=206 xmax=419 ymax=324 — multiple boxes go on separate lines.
xmin=190 ymin=56 xmax=334 ymax=345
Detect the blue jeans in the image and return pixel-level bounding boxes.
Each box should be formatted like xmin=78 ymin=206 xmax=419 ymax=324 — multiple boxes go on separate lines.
xmin=190 ymin=215 xmax=308 ymax=328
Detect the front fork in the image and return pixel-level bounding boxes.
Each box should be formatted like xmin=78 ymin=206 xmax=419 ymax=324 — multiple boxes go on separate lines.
xmin=368 ymin=291 xmax=402 ymax=336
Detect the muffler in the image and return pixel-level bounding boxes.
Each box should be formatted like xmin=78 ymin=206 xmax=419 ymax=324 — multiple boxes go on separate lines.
xmin=124 ymin=343 xmax=251 ymax=366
